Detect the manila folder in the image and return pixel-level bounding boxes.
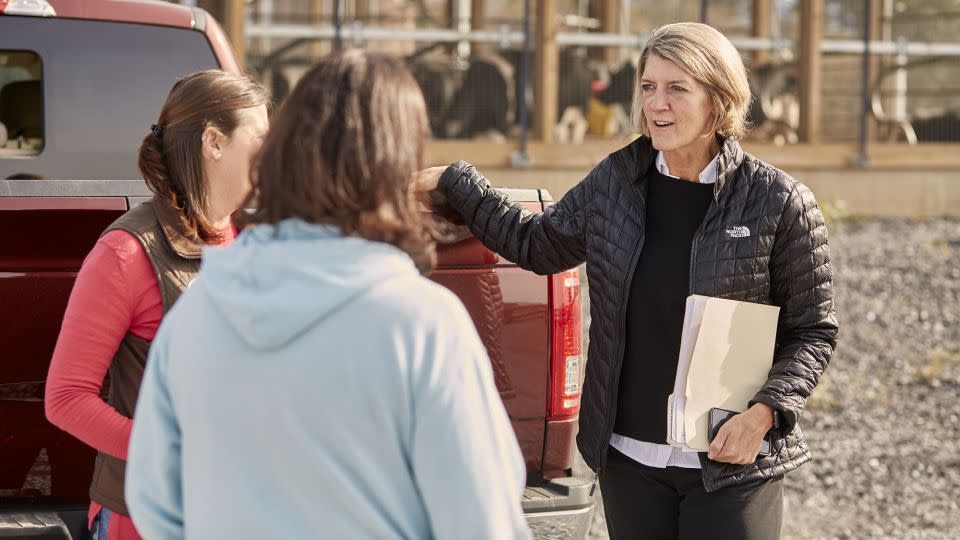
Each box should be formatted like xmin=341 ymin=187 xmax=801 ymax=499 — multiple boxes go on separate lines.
xmin=682 ymin=296 xmax=779 ymax=451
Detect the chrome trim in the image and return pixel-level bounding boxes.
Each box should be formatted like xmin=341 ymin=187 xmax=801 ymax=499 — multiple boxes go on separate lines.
xmin=524 ymin=506 xmax=594 ymax=519
xmin=0 ymin=179 xmax=150 ymax=197
xmin=190 ymin=7 xmax=207 ymax=32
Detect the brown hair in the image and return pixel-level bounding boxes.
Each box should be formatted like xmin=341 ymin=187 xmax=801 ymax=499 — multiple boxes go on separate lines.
xmin=241 ymin=50 xmax=437 ymax=271
xmin=138 ymin=69 xmax=268 ymax=242
xmin=631 ymin=22 xmax=752 ymax=140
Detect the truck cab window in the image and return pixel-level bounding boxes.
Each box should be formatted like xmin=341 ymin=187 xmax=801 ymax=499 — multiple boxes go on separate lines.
xmin=0 ymin=50 xmax=42 ymax=156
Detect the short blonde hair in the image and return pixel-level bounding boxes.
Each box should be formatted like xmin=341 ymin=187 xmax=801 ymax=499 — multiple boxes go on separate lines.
xmin=631 ymin=22 xmax=751 ymax=140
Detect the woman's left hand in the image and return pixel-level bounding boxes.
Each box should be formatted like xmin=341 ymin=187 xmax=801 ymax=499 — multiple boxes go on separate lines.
xmin=707 ymin=403 xmax=775 ymax=464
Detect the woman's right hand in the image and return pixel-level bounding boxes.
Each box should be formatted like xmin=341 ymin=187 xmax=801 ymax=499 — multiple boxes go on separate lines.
xmin=414 ymin=166 xmax=447 ymax=193
xmin=413 ymin=165 xmax=466 ymax=227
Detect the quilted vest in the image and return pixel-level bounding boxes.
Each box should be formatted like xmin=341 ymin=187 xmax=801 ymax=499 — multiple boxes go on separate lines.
xmin=88 ymin=197 xmax=203 ymax=515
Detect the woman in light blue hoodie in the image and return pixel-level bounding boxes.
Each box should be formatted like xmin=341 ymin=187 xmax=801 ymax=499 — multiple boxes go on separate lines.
xmin=125 ymin=50 xmax=532 ymax=540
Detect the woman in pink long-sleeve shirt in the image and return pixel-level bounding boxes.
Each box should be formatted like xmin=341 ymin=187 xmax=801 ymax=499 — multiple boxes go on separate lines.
xmin=45 ymin=70 xmax=268 ymax=540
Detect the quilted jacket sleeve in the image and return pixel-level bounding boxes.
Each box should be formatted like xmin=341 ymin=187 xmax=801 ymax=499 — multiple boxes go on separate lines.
xmin=751 ymin=182 xmax=839 ymax=434
xmin=436 ymin=159 xmax=601 ymax=275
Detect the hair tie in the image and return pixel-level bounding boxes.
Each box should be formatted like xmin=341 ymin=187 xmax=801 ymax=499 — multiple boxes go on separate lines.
xmin=151 ymin=124 xmax=165 ymax=140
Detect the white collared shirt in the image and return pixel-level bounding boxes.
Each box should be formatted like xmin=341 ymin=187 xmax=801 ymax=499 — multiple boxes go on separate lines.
xmin=656 ymin=151 xmax=720 ymax=184
xmin=609 ymin=150 xmax=720 ymax=470
xmin=610 ymin=433 xmax=702 ymax=468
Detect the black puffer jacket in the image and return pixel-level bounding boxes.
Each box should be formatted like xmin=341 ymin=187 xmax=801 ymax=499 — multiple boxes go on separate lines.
xmin=437 ymin=136 xmax=839 ymax=492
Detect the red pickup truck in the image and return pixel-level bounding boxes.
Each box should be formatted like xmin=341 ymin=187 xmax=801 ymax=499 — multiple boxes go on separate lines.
xmin=0 ymin=1 xmax=593 ymax=538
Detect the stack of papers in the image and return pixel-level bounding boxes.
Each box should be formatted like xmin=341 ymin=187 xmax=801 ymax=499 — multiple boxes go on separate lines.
xmin=667 ymin=295 xmax=780 ymax=451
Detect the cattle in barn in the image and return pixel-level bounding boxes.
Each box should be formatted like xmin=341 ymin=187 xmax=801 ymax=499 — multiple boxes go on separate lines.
xmin=407 ymin=54 xmax=462 ymax=138
xmin=440 ymin=52 xmax=515 ymax=139
xmin=596 ymin=60 xmax=635 ymax=110
xmin=911 ymin=110 xmax=960 ymax=142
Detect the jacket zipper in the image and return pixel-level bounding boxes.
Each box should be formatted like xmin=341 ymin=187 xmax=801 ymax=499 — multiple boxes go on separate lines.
xmin=690 ymin=162 xmax=724 ymax=293
xmin=689 ymin=172 xmax=723 ymax=493
xmin=688 ymin=216 xmax=708 ymax=293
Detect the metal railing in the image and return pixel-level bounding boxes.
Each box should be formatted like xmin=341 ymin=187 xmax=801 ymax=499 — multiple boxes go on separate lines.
xmin=247 ymin=19 xmax=960 ymax=157
xmin=247 ymin=24 xmax=960 ymax=58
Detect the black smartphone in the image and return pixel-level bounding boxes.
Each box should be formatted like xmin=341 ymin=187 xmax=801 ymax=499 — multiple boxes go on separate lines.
xmin=708 ymin=408 xmax=771 ymax=456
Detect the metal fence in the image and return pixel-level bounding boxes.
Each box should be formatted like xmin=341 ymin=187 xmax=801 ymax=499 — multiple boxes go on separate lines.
xmin=238 ymin=0 xmax=960 ymax=153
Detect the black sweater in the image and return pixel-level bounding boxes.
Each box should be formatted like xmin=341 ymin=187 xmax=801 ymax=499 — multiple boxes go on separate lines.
xmin=613 ymin=167 xmax=713 ymax=443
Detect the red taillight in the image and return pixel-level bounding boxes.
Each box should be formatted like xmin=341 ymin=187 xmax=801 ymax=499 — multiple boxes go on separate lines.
xmin=549 ymin=268 xmax=582 ymax=419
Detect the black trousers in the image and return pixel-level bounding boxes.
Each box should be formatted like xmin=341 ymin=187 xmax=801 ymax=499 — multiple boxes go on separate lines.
xmin=600 ymin=446 xmax=783 ymax=540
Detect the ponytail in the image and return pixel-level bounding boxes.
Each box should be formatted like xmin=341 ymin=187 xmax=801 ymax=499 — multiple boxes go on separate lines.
xmin=136 ymin=127 xmax=207 ymax=241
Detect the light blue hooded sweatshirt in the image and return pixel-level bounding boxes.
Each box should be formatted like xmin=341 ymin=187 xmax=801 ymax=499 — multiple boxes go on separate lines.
xmin=125 ymin=219 xmax=531 ymax=540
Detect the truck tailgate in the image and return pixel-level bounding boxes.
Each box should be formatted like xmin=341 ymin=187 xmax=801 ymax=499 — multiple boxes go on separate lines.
xmin=429 ymin=188 xmax=550 ymax=474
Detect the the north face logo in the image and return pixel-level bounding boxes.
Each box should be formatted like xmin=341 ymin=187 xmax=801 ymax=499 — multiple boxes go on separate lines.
xmin=726 ymin=226 xmax=750 ymax=238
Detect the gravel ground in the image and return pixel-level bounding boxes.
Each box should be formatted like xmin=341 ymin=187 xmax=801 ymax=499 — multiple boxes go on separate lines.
xmin=575 ymin=217 xmax=960 ymax=540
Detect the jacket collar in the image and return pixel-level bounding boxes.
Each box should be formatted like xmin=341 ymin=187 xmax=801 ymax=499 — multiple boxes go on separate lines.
xmin=714 ymin=136 xmax=745 ymax=198
xmin=618 ymin=135 xmax=745 ymax=203
xmin=152 ymin=195 xmax=205 ymax=259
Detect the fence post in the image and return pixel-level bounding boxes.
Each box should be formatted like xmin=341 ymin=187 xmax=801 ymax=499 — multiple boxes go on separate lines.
xmin=855 ymin=0 xmax=873 ymax=167
xmin=593 ymin=0 xmax=620 ymax=65
xmin=332 ymin=0 xmax=342 ymax=51
xmin=512 ymin=0 xmax=532 ymax=166
xmin=798 ymin=0 xmax=823 ymax=143
xmin=534 ymin=0 xmax=559 ymax=143
xmin=751 ymin=0 xmax=771 ymax=66
xmin=471 ymin=0 xmax=487 ymax=55
xmin=225 ymin=0 xmax=246 ymax=71
xmin=306 ymin=0 xmax=323 ymax=58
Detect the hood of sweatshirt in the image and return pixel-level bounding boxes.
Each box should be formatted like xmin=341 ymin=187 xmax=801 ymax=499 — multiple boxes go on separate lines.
xmin=197 ymin=219 xmax=419 ymax=350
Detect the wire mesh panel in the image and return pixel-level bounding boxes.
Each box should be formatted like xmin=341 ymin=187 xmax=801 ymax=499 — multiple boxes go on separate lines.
xmin=237 ymin=0 xmax=960 ymax=146
xmin=878 ymin=1 xmax=960 ymax=142
xmin=820 ymin=0 xmax=868 ymax=142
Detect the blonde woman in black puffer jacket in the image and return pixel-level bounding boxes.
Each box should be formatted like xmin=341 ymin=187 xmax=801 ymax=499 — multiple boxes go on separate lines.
xmin=418 ymin=22 xmax=838 ymax=540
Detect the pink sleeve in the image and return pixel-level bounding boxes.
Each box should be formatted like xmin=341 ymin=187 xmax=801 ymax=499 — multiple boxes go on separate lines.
xmin=45 ymin=230 xmax=160 ymax=461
